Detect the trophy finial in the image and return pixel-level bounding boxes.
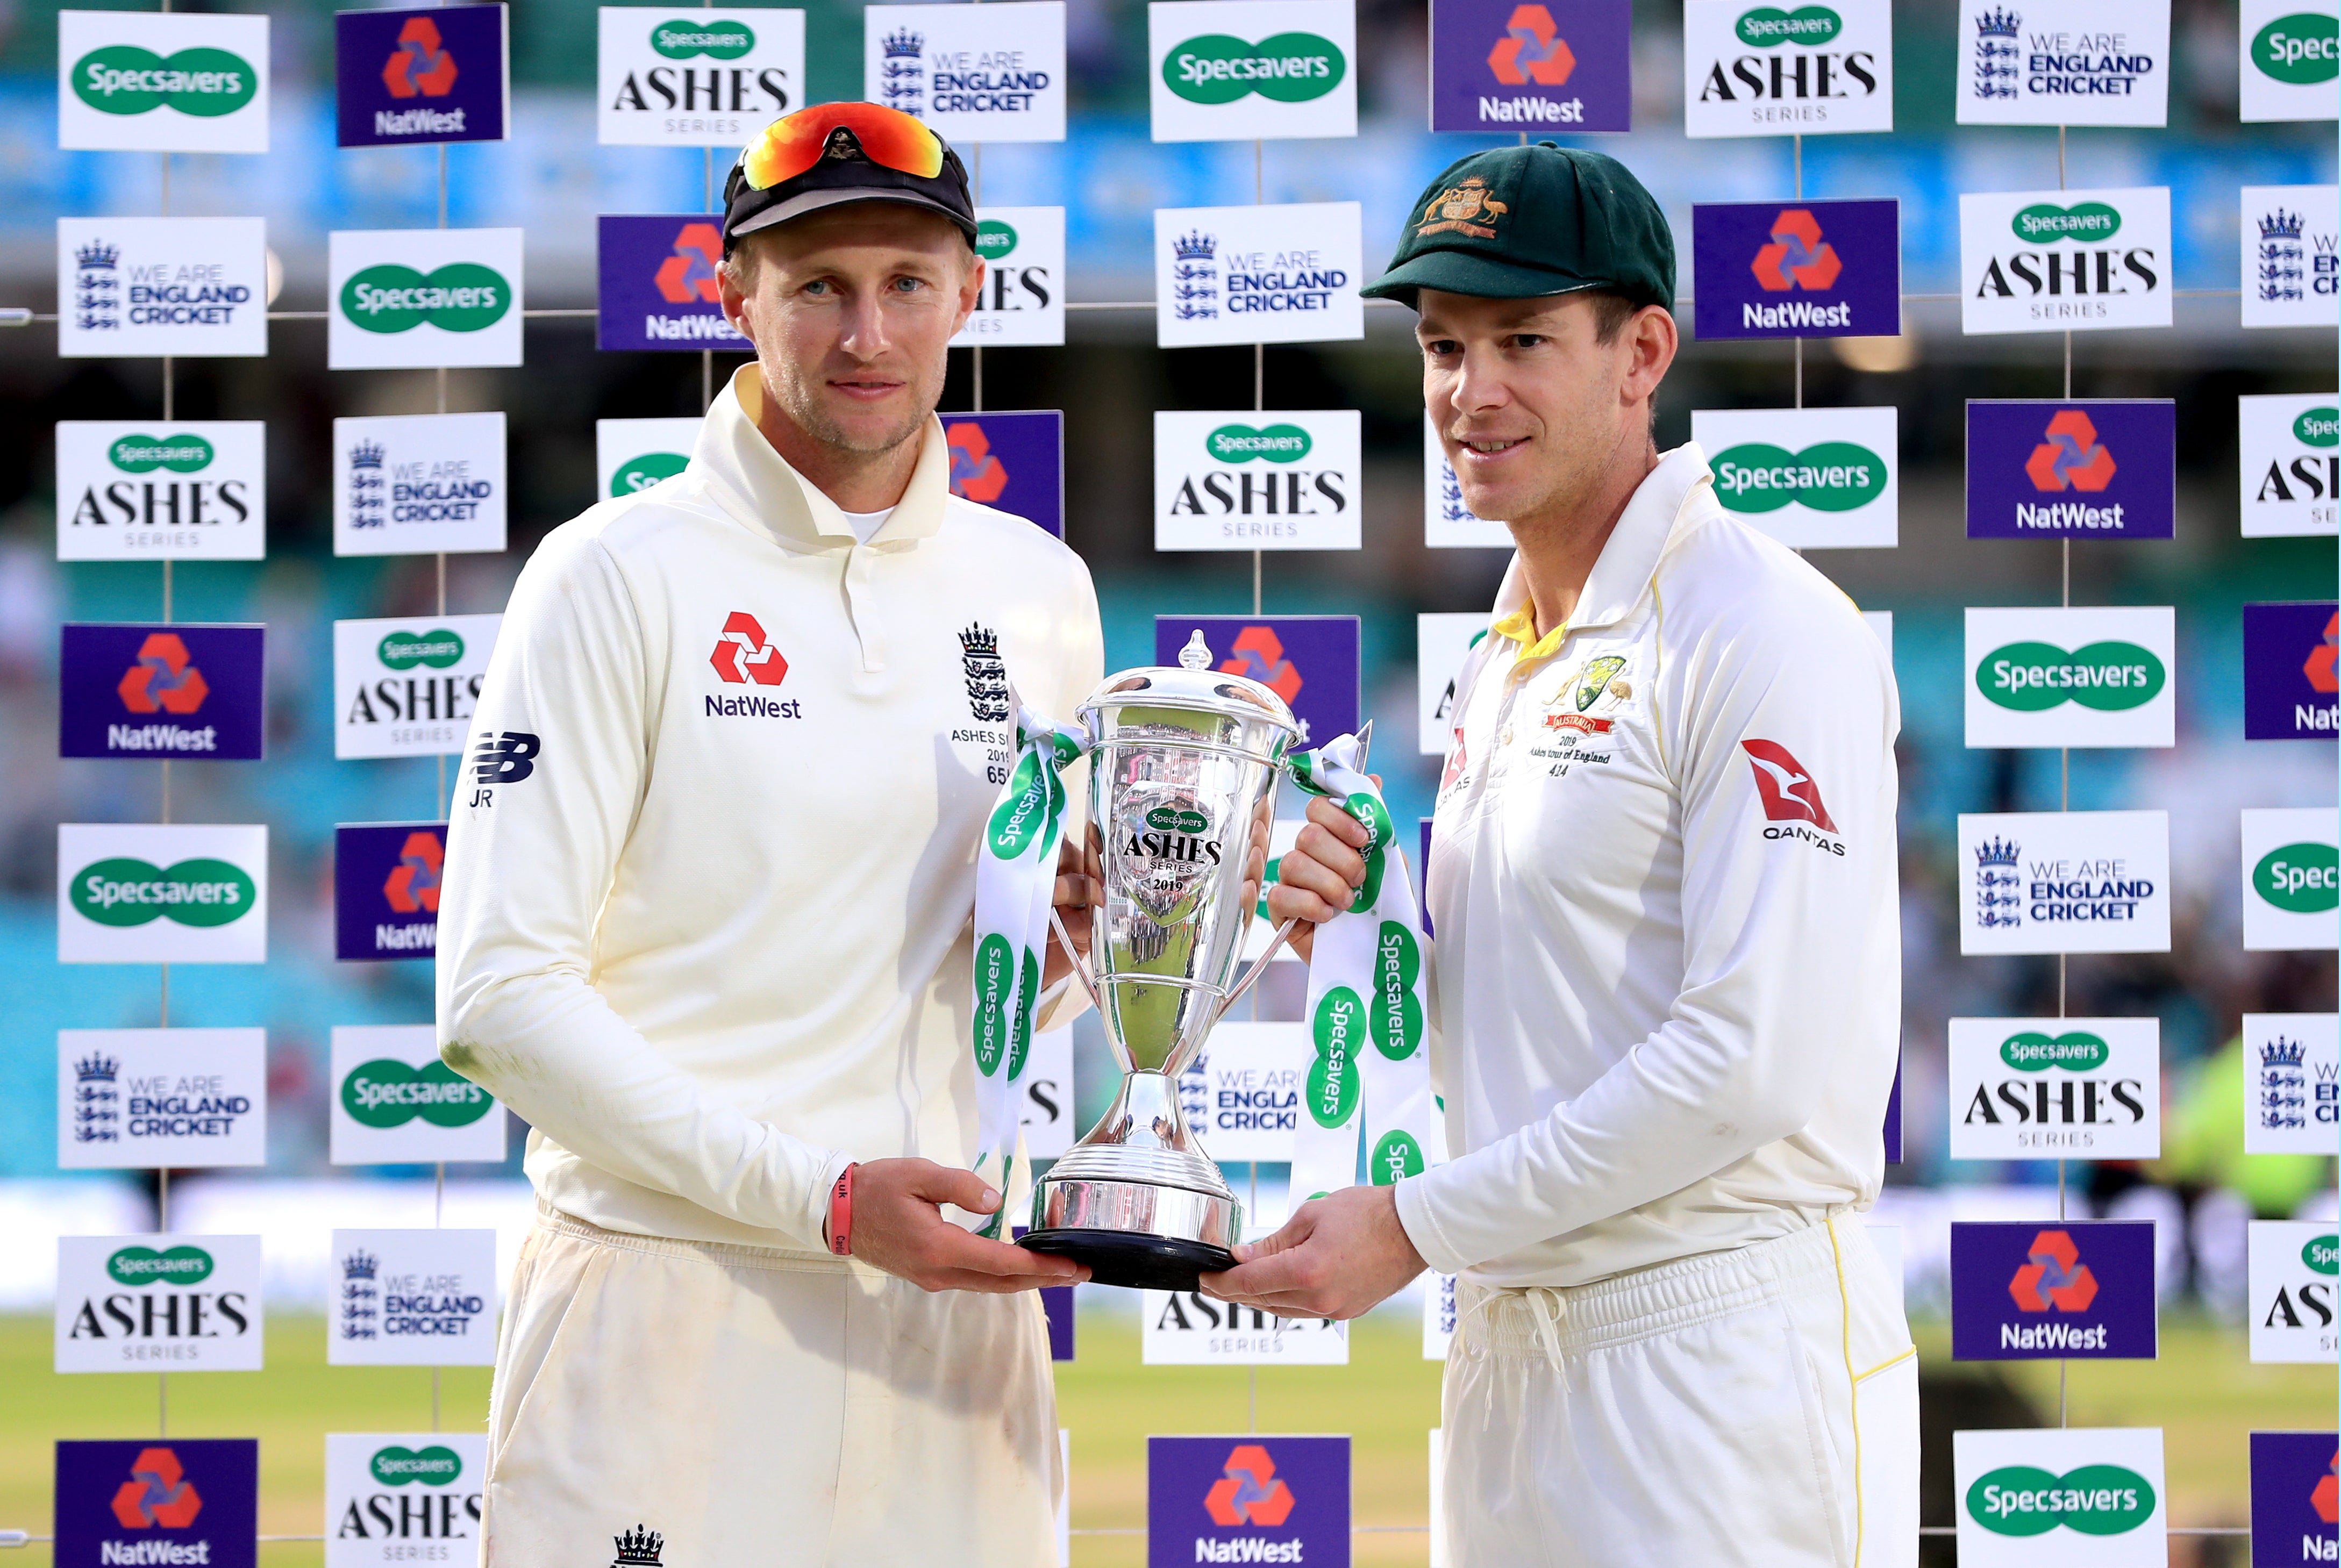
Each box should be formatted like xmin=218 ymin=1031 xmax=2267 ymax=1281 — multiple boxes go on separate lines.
xmin=1178 ymin=629 xmax=1212 ymax=670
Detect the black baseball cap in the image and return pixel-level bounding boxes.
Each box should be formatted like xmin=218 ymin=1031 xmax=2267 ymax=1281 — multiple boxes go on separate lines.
xmin=723 ymin=102 xmax=977 ymax=253
xmin=1362 ymin=143 xmax=1675 ymax=313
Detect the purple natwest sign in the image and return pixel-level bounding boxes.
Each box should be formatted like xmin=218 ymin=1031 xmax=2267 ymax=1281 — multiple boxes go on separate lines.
xmin=59 ymin=624 xmax=265 ymax=762
xmin=56 ymin=1438 xmax=258 ymax=1568
xmin=336 ymin=821 xmax=446 ymax=963
xmin=597 ymin=215 xmax=750 ymax=354
xmin=2251 ymin=1430 xmax=2338 ymax=1567
xmin=1965 ymin=400 xmax=2175 ymax=541
xmin=1155 ymin=617 xmax=1360 ymax=751
xmin=946 ymin=412 xmax=1062 ymax=540
xmin=1950 ymin=1220 xmax=2157 ymax=1362
xmin=1691 ymin=199 xmax=1898 ymax=341
xmin=336 ymin=4 xmax=508 ymax=147
xmin=1148 ymin=1435 xmax=1348 ymax=1568
xmin=1428 ymin=0 xmax=1630 ymax=134
xmin=2244 ymin=602 xmax=2339 ymax=742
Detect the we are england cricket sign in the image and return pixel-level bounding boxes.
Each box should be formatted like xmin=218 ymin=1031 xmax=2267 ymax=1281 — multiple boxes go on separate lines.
xmin=1427 ymin=0 xmax=1630 ymax=133
xmin=2240 ymin=393 xmax=2339 ymax=536
xmin=2239 ymin=0 xmax=2339 ymax=121
xmin=1953 ymin=1427 xmax=2166 ymax=1566
xmin=2240 ymin=183 xmax=2339 ymax=331
xmin=1966 ymin=400 xmax=2174 ymax=540
xmin=1691 ymin=405 xmax=1897 ymax=548
xmin=597 ymin=216 xmax=746 ymax=352
xmin=1947 ymin=1016 xmax=2159 ymax=1161
xmin=1958 ymin=810 xmax=2170 ymax=956
xmin=597 ymin=6 xmax=804 ymax=146
xmin=57 ymin=1027 xmax=267 ymax=1171
xmin=58 ymin=217 xmax=268 ymax=359
xmin=1170 ymin=1021 xmax=1304 ymax=1162
xmin=329 ymin=1229 xmax=499 ymax=1366
xmin=1963 ymin=606 xmax=2175 ymax=749
xmin=1154 ymin=203 xmax=1361 ymax=348
xmin=334 ymin=614 xmax=502 ymax=760
xmin=1155 ymin=411 xmax=1360 ymax=550
xmin=1148 ymin=0 xmax=1356 ymax=141
xmin=59 ymin=9 xmax=269 ymax=153
xmin=1955 ymin=0 xmax=2170 ymax=127
xmin=56 ymin=1233 xmax=263 ymax=1371
xmin=329 ymin=230 xmax=524 ymax=371
xmin=60 ymin=622 xmax=266 ymax=761
xmin=325 ymin=1432 xmax=486 ymax=1568
xmin=597 ymin=416 xmax=701 ymax=500
xmin=331 ymin=1025 xmax=506 ymax=1166
xmin=1681 ymin=0 xmax=1893 ymax=137
xmin=1690 ymin=199 xmax=1900 ymax=339
xmin=955 ymin=207 xmax=1066 ymax=347
xmin=865 ymin=1 xmax=1066 ymax=142
xmin=1959 ymin=188 xmax=2173 ymax=334
xmin=58 ymin=822 xmax=268 ymax=964
xmin=334 ymin=412 xmax=508 ymax=556
xmin=55 ymin=421 xmax=266 ymax=561
xmin=2245 ymin=1011 xmax=2339 ymax=1156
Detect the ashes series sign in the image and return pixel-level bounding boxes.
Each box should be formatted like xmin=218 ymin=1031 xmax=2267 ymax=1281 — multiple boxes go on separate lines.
xmin=2251 ymin=1222 xmax=2338 ymax=1364
xmin=1691 ymin=406 xmax=1897 ymax=548
xmin=597 ymin=216 xmax=747 ymax=352
xmin=1154 ymin=203 xmax=1361 ymax=348
xmin=1690 ymin=199 xmax=1900 ymax=340
xmin=2245 ymin=601 xmax=2338 ymax=741
xmin=56 ymin=1440 xmax=258 ymax=1568
xmin=1155 ymin=617 xmax=1359 ymax=747
xmin=1155 ymin=410 xmax=1360 ymax=551
xmin=1682 ymin=0 xmax=1893 ymax=137
xmin=337 ymin=822 xmax=446 ymax=963
xmin=597 ymin=6 xmax=804 ymax=146
xmin=1953 ymin=1427 xmax=2166 ymax=1566
xmin=1144 ymin=1292 xmax=1348 ymax=1364
xmin=2243 ymin=807 xmax=2339 ymax=951
xmin=329 ymin=1229 xmax=499 ymax=1366
xmin=1148 ymin=1437 xmax=1348 ymax=1568
xmin=867 ymin=2 xmax=1066 ymax=142
xmin=2246 ymin=1012 xmax=2338 ymax=1156
xmin=1148 ymin=0 xmax=1357 ymax=141
xmin=58 ymin=217 xmax=268 ymax=360
xmin=57 ymin=1234 xmax=262 ymax=1371
xmin=55 ymin=421 xmax=266 ymax=561
xmin=1428 ymin=0 xmax=1630 ymax=133
xmin=955 ymin=208 xmax=1065 ymax=347
xmin=334 ymin=614 xmax=502 ymax=760
xmin=60 ymin=622 xmax=266 ymax=761
xmin=58 ymin=1028 xmax=267 ymax=1171
xmin=2240 ymin=393 xmax=2339 ymax=537
xmin=1955 ymin=0 xmax=2169 ymax=126
xmin=2240 ymin=0 xmax=2339 ymax=120
xmin=336 ymin=4 xmax=508 ymax=146
xmin=2251 ymin=1431 xmax=2341 ymax=1567
xmin=1964 ymin=606 xmax=2174 ymax=749
xmin=1418 ymin=611 xmax=1484 ymax=754
xmin=325 ymin=1433 xmax=486 ymax=1568
xmin=59 ymin=10 xmax=269 ymax=153
xmin=331 ymin=1025 xmax=506 ymax=1166
xmin=1947 ymin=1017 xmax=2158 ymax=1161
xmin=59 ymin=822 xmax=268 ymax=965
xmin=1965 ymin=400 xmax=2174 ymax=540
xmin=1958 ymin=810 xmax=2169 ymax=955
xmin=2241 ymin=184 xmax=2339 ymax=331
xmin=1951 ymin=1221 xmax=2156 ymax=1360
xmin=597 ymin=416 xmax=701 ymax=500
xmin=329 ymin=230 xmax=524 ymax=371
xmin=1959 ymin=188 xmax=2172 ymax=335
xmin=334 ymin=412 xmax=508 ymax=555
xmin=1423 ymin=413 xmax=1508 ymax=547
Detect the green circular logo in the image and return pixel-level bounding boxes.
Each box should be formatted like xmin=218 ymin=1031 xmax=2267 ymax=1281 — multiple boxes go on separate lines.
xmin=1369 ymin=1128 xmax=1426 ymax=1185
xmin=2305 ymin=1234 xmax=2339 ymax=1275
xmin=2253 ymin=12 xmax=2340 ymax=82
xmin=612 ymin=452 xmax=689 ymax=496
xmin=1999 ymin=1030 xmax=2110 ymax=1071
xmin=341 ymin=1059 xmax=494 ymax=1129
xmin=1967 ymin=1465 xmax=2155 ymax=1537
xmin=652 ymin=18 xmax=754 ymax=58
xmin=2254 ymin=841 xmax=2340 ymax=913
xmin=2011 ymin=202 xmax=2123 ymax=245
xmin=1735 ymin=6 xmax=1842 ymax=47
xmin=2294 ymin=406 xmax=2340 ymax=448
xmin=974 ymin=220 xmax=1019 ymax=261
xmin=341 ymin=263 xmax=512 ymax=335
xmin=1207 ymin=423 xmax=1312 ymax=463
xmin=106 ymin=1244 xmax=214 ymax=1287
xmin=972 ymin=933 xmax=1018 ymax=1077
xmin=73 ymin=46 xmax=256 ymax=117
xmin=1164 ymin=32 xmax=1345 ymax=104
xmin=108 ymin=433 xmax=215 ymax=474
xmin=1710 ymin=442 xmax=1886 ymax=513
xmin=1371 ymin=920 xmax=1423 ymax=1061
xmin=1975 ymin=642 xmax=2165 ymax=712
xmin=986 ymin=751 xmax=1059 ymax=858
xmin=370 ymin=1445 xmax=464 ymax=1486
xmin=1307 ymin=985 xmax=1363 ymax=1128
xmin=378 ymin=628 xmax=465 ymax=671
xmin=72 ymin=857 xmax=255 ymax=928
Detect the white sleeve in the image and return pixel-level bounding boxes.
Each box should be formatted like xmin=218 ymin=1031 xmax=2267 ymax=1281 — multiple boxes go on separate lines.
xmin=436 ymin=528 xmax=843 ymax=1249
xmin=1393 ymin=603 xmax=1898 ymax=1275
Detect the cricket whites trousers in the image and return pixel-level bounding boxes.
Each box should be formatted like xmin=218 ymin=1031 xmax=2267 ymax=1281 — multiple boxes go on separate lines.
xmin=1438 ymin=1214 xmax=1917 ymax=1568
xmin=481 ymin=1205 xmax=1062 ymax=1567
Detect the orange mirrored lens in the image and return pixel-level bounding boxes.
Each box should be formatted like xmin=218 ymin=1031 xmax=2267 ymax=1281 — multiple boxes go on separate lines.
xmin=741 ymin=103 xmax=944 ymax=190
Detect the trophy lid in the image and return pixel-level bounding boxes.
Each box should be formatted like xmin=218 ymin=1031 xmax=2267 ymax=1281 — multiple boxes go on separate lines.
xmin=1082 ymin=630 xmax=1300 ymax=745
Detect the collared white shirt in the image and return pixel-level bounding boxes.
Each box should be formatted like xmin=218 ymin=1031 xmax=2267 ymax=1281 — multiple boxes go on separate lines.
xmin=1392 ymin=444 xmax=1902 ymax=1290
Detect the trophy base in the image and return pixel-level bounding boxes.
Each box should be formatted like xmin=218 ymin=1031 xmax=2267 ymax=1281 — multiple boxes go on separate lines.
xmin=1019 ymin=1228 xmax=1236 ymax=1292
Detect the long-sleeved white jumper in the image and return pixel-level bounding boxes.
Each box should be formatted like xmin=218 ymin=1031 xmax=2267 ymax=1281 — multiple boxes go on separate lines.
xmin=437 ymin=366 xmax=1102 ymax=1253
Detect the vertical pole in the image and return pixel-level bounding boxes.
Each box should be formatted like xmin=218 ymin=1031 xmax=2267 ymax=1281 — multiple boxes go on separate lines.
xmin=1252 ymin=140 xmax=1264 ymax=617
xmin=155 ymin=101 xmax=173 ymax=1441
xmin=2054 ymin=119 xmax=2069 ymax=1434
xmin=1792 ymin=135 xmax=1803 ymax=409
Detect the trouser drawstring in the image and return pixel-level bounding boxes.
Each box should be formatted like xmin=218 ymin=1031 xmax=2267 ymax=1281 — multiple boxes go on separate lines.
xmin=1461 ymin=1283 xmax=1573 ymax=1374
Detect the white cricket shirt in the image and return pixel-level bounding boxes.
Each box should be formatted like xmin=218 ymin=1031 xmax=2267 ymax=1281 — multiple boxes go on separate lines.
xmin=437 ymin=367 xmax=1103 ymax=1252
xmin=1394 ymin=445 xmax=1902 ymax=1290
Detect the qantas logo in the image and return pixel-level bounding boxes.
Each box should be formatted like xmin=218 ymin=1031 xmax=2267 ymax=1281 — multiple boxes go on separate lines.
xmin=1742 ymin=738 xmax=1843 ymax=850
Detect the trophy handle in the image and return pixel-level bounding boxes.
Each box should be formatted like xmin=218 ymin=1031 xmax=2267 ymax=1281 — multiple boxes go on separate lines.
xmin=1047 ymin=905 xmax=1103 ymax=1014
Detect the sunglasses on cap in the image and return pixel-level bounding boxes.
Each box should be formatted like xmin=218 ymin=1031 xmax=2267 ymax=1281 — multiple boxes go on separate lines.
xmin=738 ymin=102 xmax=945 ymax=191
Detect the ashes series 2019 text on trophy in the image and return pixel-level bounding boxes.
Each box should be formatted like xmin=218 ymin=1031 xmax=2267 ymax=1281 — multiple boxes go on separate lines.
xmin=1018 ymin=647 xmax=1300 ymax=1290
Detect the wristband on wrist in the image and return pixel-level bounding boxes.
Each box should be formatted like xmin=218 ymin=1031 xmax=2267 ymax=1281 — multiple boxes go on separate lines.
xmin=826 ymin=1162 xmax=858 ymax=1256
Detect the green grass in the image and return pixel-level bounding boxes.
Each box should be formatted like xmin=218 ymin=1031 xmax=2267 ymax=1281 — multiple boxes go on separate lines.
xmin=0 ymin=1314 xmax=2325 ymax=1566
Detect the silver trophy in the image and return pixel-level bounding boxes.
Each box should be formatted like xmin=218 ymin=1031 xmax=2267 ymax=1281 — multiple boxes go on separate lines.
xmin=1019 ymin=637 xmax=1302 ymax=1290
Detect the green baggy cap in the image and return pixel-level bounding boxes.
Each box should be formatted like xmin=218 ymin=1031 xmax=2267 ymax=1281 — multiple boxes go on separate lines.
xmin=1361 ymin=142 xmax=1675 ymax=313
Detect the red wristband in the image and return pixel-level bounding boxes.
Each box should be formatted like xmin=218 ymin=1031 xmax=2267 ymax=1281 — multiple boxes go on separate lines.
xmin=826 ymin=1163 xmax=858 ymax=1256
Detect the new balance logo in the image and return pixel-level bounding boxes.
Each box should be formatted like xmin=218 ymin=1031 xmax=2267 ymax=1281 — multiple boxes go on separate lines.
xmin=470 ymin=731 xmax=539 ymax=784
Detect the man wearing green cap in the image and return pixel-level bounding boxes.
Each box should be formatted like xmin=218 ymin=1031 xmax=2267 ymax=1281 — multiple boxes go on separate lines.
xmin=1209 ymin=144 xmax=1914 ymax=1567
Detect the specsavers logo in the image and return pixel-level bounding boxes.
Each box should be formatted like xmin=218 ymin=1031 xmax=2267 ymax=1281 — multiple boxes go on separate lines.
xmin=2256 ymin=841 xmax=2340 ymax=913
xmin=109 ymin=433 xmax=215 ymax=474
xmin=2253 ymin=11 xmax=2339 ymax=82
xmin=1975 ymin=640 xmax=2164 ymax=711
xmin=108 ymin=1245 xmax=214 ymax=1287
xmin=1737 ymin=5 xmax=1842 ymax=46
xmin=1162 ymin=32 xmax=1344 ymax=103
xmin=2000 ymin=1029 xmax=2110 ymax=1071
xmin=2012 ymin=201 xmax=2122 ymax=245
xmin=71 ymin=858 xmax=253 ymax=927
xmin=341 ymin=264 xmax=511 ymax=334
xmin=610 ymin=450 xmax=688 ymax=497
xmin=1308 ymin=986 xmax=1361 ymax=1128
xmin=379 ymin=628 xmax=463 ymax=670
xmin=1209 ymin=424 xmax=1310 ymax=462
xmin=112 ymin=1448 xmax=203 ymax=1530
xmin=652 ymin=18 xmax=754 ymax=58
xmin=1711 ymin=441 xmax=1885 ymax=512
xmin=342 ymin=1058 xmax=493 ymax=1128
xmin=73 ymin=47 xmax=255 ymax=117
xmin=1967 ymin=1464 xmax=2154 ymax=1537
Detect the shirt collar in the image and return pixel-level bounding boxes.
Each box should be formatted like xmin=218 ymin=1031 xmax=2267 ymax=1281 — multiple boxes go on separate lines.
xmin=1488 ymin=442 xmax=1716 ymax=661
xmin=691 ymin=363 xmax=952 ymax=550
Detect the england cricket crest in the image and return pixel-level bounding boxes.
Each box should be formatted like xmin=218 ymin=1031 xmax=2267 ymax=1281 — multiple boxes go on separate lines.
xmin=961 ymin=623 xmax=1011 ymax=723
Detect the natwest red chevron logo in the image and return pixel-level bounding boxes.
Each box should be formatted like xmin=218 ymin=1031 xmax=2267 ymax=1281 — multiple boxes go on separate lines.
xmin=2025 ymin=410 xmax=2118 ymax=493
xmin=1751 ymin=209 xmax=1842 ymax=293
xmin=1488 ymin=5 xmax=1574 ymax=85
xmin=2009 ymin=1228 xmax=2099 ymax=1313
xmin=710 ymin=612 xmax=789 ymax=686
xmin=111 ymin=1448 xmax=202 ymax=1530
xmin=946 ymin=421 xmax=1009 ymax=504
xmin=1203 ymin=1444 xmax=1295 ymax=1528
xmin=117 ymin=632 xmax=209 ymax=715
xmin=1217 ymin=626 xmax=1304 ymax=706
xmin=2307 ymin=609 xmax=2339 ymax=694
xmin=382 ymin=830 xmax=443 ymax=915
xmin=382 ymin=15 xmax=459 ymax=99
xmin=655 ymin=223 xmax=724 ymax=305
xmin=1740 ymin=739 xmax=1837 ymax=833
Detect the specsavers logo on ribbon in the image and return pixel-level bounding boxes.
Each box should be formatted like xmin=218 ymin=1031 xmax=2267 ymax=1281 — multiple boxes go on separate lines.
xmin=59 ymin=823 xmax=267 ymax=965
xmin=56 ymin=1027 xmax=269 ymax=1173
xmin=1155 ymin=410 xmax=1360 ymax=552
xmin=59 ymin=11 xmax=269 ymax=153
xmin=2240 ymin=392 xmax=2340 ymax=537
xmin=597 ymin=5 xmax=803 ymax=147
xmin=1964 ymin=606 xmax=2175 ymax=749
xmin=1955 ymin=0 xmax=2170 ymax=127
xmin=2249 ymin=1220 xmax=2340 ymax=1364
xmin=1954 ymin=1429 xmax=2166 ymax=1564
xmin=1959 ymin=185 xmax=2172 ymax=334
xmin=334 ymin=411 xmax=508 ymax=557
xmin=1153 ymin=202 xmax=1362 ymax=350
xmin=2243 ymin=807 xmax=2340 ymax=952
xmin=1148 ymin=0 xmax=1357 ymax=141
xmin=324 ymin=1433 xmax=487 ymax=1568
xmin=330 ymin=1025 xmax=506 ymax=1166
xmin=55 ymin=1233 xmax=263 ymax=1372
xmin=2240 ymin=0 xmax=2339 ymax=120
xmin=1681 ymin=0 xmax=1893 ymax=137
xmin=54 ymin=420 xmax=267 ymax=563
xmin=329 ymin=229 xmax=524 ymax=370
xmin=1692 ymin=406 xmax=1897 ymax=547
xmin=1947 ymin=1016 xmax=2159 ymax=1161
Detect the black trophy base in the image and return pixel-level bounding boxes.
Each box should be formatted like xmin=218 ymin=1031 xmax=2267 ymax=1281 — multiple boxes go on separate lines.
xmin=1019 ymin=1228 xmax=1236 ymax=1292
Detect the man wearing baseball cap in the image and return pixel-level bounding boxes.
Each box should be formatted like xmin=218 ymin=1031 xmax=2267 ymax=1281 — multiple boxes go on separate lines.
xmin=1209 ymin=144 xmax=1915 ymax=1566
xmin=439 ymin=103 xmax=1102 ymax=1565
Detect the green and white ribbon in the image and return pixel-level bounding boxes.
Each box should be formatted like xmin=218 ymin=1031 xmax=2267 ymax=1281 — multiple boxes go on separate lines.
xmin=1286 ymin=733 xmax=1444 ymax=1203
xmin=970 ymin=700 xmax=1089 ymax=1234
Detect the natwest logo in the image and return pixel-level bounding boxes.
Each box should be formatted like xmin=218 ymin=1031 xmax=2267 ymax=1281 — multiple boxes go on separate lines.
xmin=382 ymin=830 xmax=442 ymax=915
xmin=2026 ymin=409 xmax=2117 ymax=491
xmin=653 ymin=221 xmax=722 ymax=305
xmin=1218 ymin=625 xmax=1304 ymax=707
xmin=2010 ymin=1228 xmax=2098 ymax=1312
xmin=946 ymin=421 xmax=1009 ymax=504
xmin=382 ymin=15 xmax=458 ymax=99
xmin=1740 ymin=739 xmax=1838 ymax=832
xmin=1488 ymin=5 xmax=1573 ymax=83
xmin=118 ymin=632 xmax=209 ymax=715
xmin=710 ymin=611 xmax=788 ymax=685
xmin=112 ymin=1448 xmax=203 ymax=1530
xmin=1752 ymin=208 xmax=1842 ymax=292
xmin=1204 ymin=1444 xmax=1296 ymax=1527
